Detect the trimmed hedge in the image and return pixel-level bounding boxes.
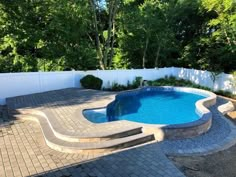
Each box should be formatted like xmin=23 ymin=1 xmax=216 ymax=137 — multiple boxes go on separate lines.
xmin=80 ymin=75 xmax=103 ymax=90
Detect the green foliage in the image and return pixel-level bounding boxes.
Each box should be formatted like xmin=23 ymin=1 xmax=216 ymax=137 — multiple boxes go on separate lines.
xmin=111 ymin=49 xmax=130 ymax=69
xmin=106 ymin=76 xmax=142 ymax=91
xmin=148 ymin=76 xmax=236 ymax=99
xmin=231 ymin=71 xmax=236 ymax=88
xmin=0 ymin=0 xmax=97 ymax=72
xmin=0 ymin=0 xmax=235 ymax=73
xmin=132 ymin=76 xmax=142 ymax=88
xmin=147 ymin=76 xmax=211 ymax=91
xmin=116 ymin=0 xmax=176 ymax=68
xmin=214 ymin=90 xmax=234 ymax=99
xmin=172 ymin=0 xmax=236 ymax=73
xmin=80 ymin=75 xmax=103 ymax=90
xmin=110 ymin=82 xmax=128 ymax=91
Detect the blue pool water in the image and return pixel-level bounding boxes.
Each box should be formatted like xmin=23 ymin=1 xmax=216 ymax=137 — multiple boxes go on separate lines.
xmin=83 ymin=109 xmax=108 ymax=123
xmin=83 ymin=90 xmax=206 ymax=125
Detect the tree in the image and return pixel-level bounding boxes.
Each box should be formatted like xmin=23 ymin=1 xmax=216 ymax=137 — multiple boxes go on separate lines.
xmin=116 ymin=0 xmax=176 ymax=68
xmin=0 ymin=0 xmax=97 ymax=72
xmin=200 ymin=0 xmax=236 ymax=72
xmin=89 ymin=0 xmax=120 ymax=69
xmin=0 ymin=0 xmax=235 ymax=73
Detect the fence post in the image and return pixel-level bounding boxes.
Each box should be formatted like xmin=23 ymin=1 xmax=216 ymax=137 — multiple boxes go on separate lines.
xmin=38 ymin=71 xmax=42 ymax=92
xmin=171 ymin=66 xmax=175 ymax=76
xmin=96 ymin=69 xmax=99 ymax=78
xmin=72 ymin=70 xmax=76 ymax=88
xmin=191 ymin=68 xmax=194 ymax=83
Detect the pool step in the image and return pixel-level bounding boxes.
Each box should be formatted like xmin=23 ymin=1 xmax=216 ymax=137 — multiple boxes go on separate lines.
xmin=11 ymin=113 xmax=155 ymax=153
xmin=11 ymin=110 xmax=143 ymax=142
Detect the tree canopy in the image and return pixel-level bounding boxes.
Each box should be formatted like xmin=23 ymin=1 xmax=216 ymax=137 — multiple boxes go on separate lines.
xmin=0 ymin=0 xmax=235 ymax=73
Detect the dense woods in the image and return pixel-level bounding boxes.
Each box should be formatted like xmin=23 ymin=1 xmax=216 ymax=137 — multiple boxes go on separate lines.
xmin=0 ymin=0 xmax=235 ymax=73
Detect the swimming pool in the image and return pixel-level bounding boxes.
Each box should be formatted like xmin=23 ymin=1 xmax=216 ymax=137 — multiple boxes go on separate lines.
xmin=83 ymin=87 xmax=217 ymax=139
xmin=107 ymin=89 xmax=205 ymax=124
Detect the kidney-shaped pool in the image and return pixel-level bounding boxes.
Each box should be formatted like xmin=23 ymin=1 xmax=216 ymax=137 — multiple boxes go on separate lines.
xmin=108 ymin=90 xmax=205 ymax=124
xmin=83 ymin=86 xmax=217 ymax=139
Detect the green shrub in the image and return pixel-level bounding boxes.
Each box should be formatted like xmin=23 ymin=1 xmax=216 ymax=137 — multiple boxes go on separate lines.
xmin=132 ymin=76 xmax=142 ymax=88
xmin=215 ymin=90 xmax=234 ymax=98
xmin=110 ymin=82 xmax=127 ymax=91
xmin=147 ymin=76 xmax=235 ymax=99
xmin=80 ymin=75 xmax=103 ymax=90
xmin=231 ymin=71 xmax=236 ymax=88
xmin=103 ymin=75 xmax=236 ymax=99
xmin=104 ymin=76 xmax=142 ymax=91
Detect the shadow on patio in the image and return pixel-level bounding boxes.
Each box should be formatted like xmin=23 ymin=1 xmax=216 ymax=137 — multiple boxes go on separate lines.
xmin=31 ymin=143 xmax=184 ymax=177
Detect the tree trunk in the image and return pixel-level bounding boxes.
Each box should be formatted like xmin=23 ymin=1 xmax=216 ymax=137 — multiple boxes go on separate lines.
xmin=155 ymin=45 xmax=161 ymax=68
xmin=103 ymin=1 xmax=114 ymax=69
xmin=89 ymin=0 xmax=105 ymax=70
xmin=109 ymin=21 xmax=116 ymax=69
xmin=142 ymin=36 xmax=149 ymax=68
xmin=108 ymin=0 xmax=118 ymax=69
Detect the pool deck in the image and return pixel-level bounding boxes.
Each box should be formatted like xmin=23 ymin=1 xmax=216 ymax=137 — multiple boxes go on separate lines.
xmin=6 ymin=87 xmax=218 ymax=153
xmin=1 ymin=88 xmax=236 ymax=177
xmin=7 ymin=88 xmax=157 ymax=153
xmin=0 ymin=106 xmax=184 ymax=177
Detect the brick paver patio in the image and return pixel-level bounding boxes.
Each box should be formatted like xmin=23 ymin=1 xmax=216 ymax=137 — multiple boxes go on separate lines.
xmin=0 ymin=106 xmax=184 ymax=177
xmin=0 ymin=89 xmax=185 ymax=177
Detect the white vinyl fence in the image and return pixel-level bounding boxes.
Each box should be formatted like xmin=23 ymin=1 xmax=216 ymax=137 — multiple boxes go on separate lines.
xmin=0 ymin=67 xmax=235 ymax=105
xmin=0 ymin=71 xmax=75 ymax=105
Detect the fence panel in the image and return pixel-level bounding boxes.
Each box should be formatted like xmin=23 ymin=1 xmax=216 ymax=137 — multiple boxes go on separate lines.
xmin=0 ymin=72 xmax=40 ymax=104
xmin=0 ymin=71 xmax=75 ymax=104
xmin=39 ymin=71 xmax=74 ymax=92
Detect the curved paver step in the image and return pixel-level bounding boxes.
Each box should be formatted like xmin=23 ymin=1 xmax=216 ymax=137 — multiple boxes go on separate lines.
xmin=13 ymin=113 xmax=155 ymax=153
xmin=12 ymin=110 xmax=143 ymax=142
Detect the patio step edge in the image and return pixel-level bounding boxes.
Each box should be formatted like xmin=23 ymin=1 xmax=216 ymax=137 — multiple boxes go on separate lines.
xmin=12 ymin=114 xmax=155 ymax=153
xmin=10 ymin=109 xmax=143 ymax=142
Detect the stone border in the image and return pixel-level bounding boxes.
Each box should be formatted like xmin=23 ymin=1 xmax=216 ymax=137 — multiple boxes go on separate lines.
xmin=105 ymin=86 xmax=217 ymax=140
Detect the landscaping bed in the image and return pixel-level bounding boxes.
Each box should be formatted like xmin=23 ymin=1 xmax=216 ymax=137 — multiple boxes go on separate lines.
xmin=105 ymin=76 xmax=236 ymax=100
